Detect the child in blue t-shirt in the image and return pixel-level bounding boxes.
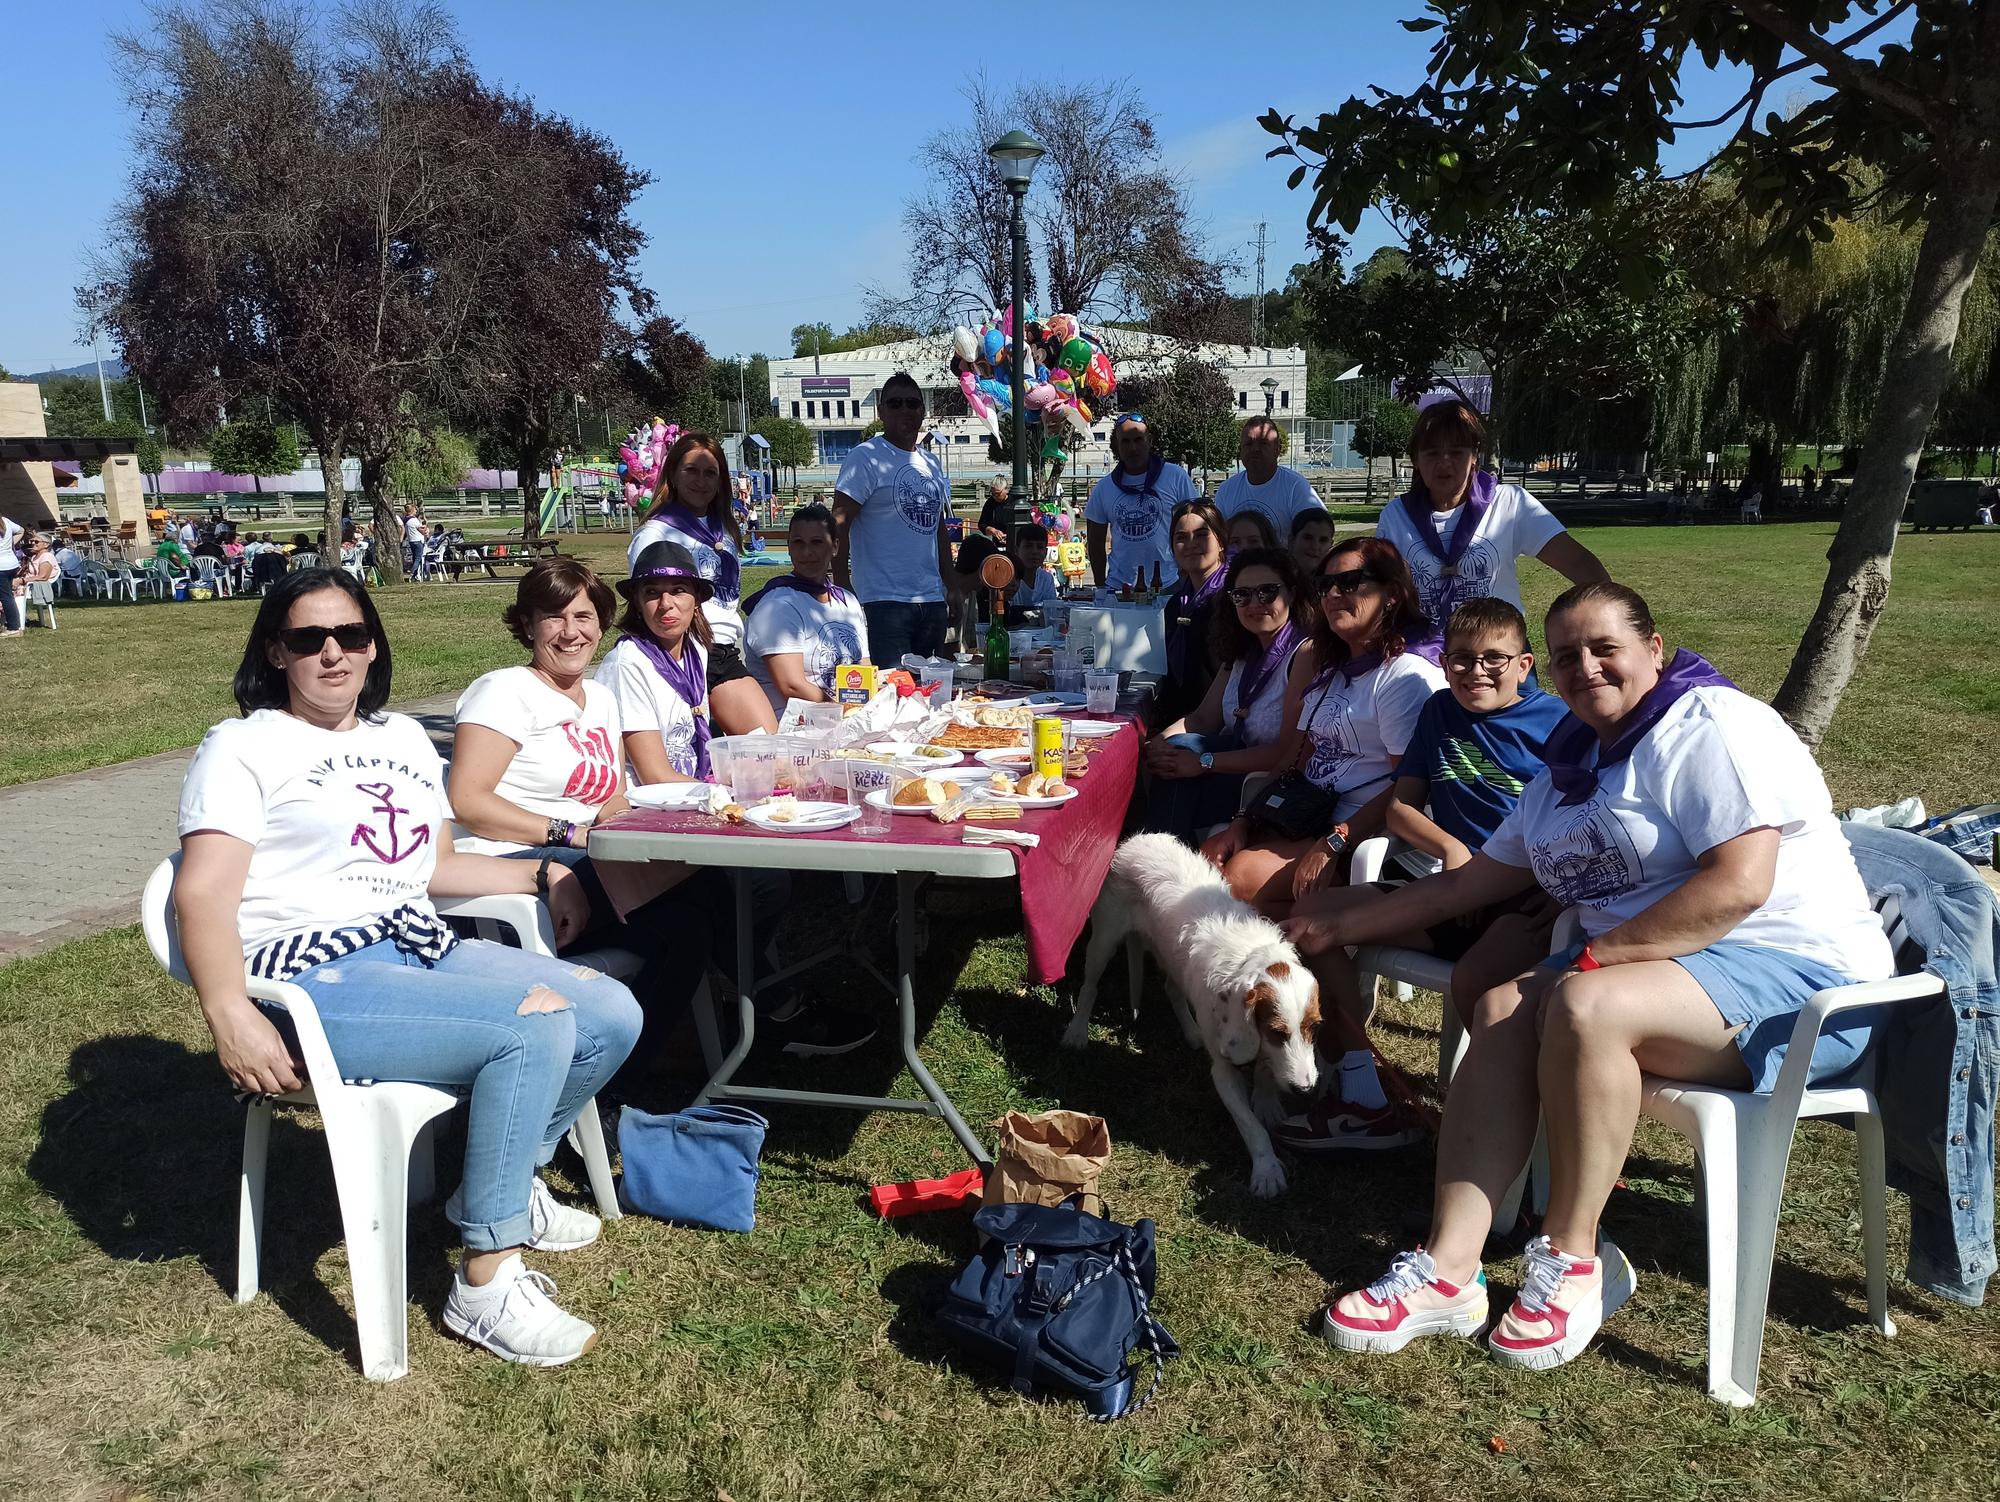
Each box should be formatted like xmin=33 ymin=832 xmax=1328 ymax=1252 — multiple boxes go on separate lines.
xmin=1381 ymin=596 xmax=1565 ymax=1004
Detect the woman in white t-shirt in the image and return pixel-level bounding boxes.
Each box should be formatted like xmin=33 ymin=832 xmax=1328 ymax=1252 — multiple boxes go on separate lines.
xmin=627 ymin=432 xmax=776 ymax=736
xmin=452 ymin=557 xmax=721 ymax=1078
xmin=742 ymin=504 xmax=869 ymax=713
xmin=173 ymin=567 xmax=641 ymax=1367
xmin=1145 ymin=546 xmax=1312 ymax=843
xmin=1375 ymin=400 xmax=1607 ymax=633
xmin=0 ymin=513 xmax=23 ymax=635
xmin=1205 ymin=536 xmax=1445 ymax=915
xmin=1290 ymin=581 xmax=1895 ymax=1374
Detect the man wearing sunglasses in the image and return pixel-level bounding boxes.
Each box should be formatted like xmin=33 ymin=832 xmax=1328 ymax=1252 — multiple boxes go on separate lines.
xmin=833 ymin=372 xmax=956 ymax=663
xmin=1084 ymin=413 xmax=1198 ymax=591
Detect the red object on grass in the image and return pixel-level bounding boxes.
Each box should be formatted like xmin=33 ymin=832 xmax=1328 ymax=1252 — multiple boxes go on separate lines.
xmin=867 ymin=1166 xmax=985 ymax=1218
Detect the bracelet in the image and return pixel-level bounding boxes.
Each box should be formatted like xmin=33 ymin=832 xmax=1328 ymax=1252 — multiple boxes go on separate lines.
xmin=1575 ymin=942 xmax=1602 ymax=972
xmin=546 ymin=816 xmax=574 ymax=849
xmin=533 ymin=856 xmax=552 ymax=897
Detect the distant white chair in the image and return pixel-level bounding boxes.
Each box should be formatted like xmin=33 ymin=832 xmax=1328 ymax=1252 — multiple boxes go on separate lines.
xmin=101 ymin=563 xmax=140 ymax=602
xmin=193 ymin=555 xmax=234 ymax=598
xmin=140 ymin=855 xmax=622 ymax=1382
xmin=291 ymin=552 xmax=321 ymax=571
xmin=23 ymin=578 xmax=58 ymax=629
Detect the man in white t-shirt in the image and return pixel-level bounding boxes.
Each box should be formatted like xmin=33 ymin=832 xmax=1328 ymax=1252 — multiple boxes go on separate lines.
xmin=832 ymin=372 xmax=956 ymax=664
xmin=402 ymin=504 xmax=430 ymax=580
xmin=1084 ymin=413 xmax=1199 ymax=589
xmin=1215 ymin=416 xmax=1323 ymax=540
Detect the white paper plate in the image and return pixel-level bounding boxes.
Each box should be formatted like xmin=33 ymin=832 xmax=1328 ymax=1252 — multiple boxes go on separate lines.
xmin=742 ymin=801 xmax=860 ymax=833
xmin=1019 ymin=692 xmax=1088 ymax=710
xmin=1068 ymin=719 xmax=1124 ymax=738
xmin=994 ymin=783 xmax=1081 ymax=808
xmin=850 ymin=741 xmax=963 ymax=765
xmin=974 ymin=748 xmax=1037 ymax=770
xmin=627 ymin=781 xmax=719 ymax=809
xmin=865 ymin=787 xmax=951 ymax=816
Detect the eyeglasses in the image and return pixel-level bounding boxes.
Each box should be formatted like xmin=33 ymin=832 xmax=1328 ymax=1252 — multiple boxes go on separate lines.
xmin=278 ymin=622 xmax=371 ymax=656
xmin=881 ymin=397 xmax=924 ymax=412
xmin=1445 ymin=650 xmax=1524 ymax=675
xmin=1229 ymin=582 xmax=1284 ymax=607
xmin=1316 ymin=568 xmax=1373 ymax=596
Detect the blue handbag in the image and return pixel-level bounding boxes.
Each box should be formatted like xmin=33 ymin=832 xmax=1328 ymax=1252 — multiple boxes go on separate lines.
xmin=935 ymin=1198 xmax=1179 ymax=1421
xmin=616 ymin=1104 xmax=768 ymax=1232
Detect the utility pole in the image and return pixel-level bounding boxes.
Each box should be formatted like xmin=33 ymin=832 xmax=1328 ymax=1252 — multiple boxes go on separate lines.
xmin=1251 ymin=221 xmax=1268 ymax=346
xmin=93 ymin=333 xmax=114 ymax=421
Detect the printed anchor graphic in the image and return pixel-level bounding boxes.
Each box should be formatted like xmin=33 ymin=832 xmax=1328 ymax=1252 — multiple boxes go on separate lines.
xmin=351 ymin=782 xmax=432 ymax=864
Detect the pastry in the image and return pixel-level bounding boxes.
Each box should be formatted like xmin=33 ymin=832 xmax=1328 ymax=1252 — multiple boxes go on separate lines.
xmin=1017 ymin=772 xmax=1048 ymax=798
xmin=721 ymin=803 xmax=747 ymax=825
xmin=894 ymin=777 xmax=947 ymax=808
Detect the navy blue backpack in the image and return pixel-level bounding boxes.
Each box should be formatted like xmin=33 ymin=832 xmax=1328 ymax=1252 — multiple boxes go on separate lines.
xmin=935 ymin=1199 xmax=1178 ymax=1421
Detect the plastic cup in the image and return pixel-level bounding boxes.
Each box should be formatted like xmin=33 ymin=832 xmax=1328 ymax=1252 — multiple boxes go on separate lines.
xmin=1085 ymin=669 xmax=1119 ymax=715
xmin=799 ymin=702 xmax=841 ymax=734
xmin=1052 ymin=667 xmax=1085 ymax=695
xmin=919 ymin=661 xmax=956 ymax=703
xmin=853 ymin=768 xmax=896 ymax=835
xmin=731 ymin=742 xmax=778 ymax=804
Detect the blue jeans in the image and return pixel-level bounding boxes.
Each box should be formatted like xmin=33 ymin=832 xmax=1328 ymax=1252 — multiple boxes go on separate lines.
xmin=0 ymin=569 xmax=18 ymax=631
xmin=862 ymin=599 xmax=948 ymax=665
xmin=285 ymin=937 xmax=642 ymax=1250
xmin=1140 ymin=733 xmax=1248 ymax=844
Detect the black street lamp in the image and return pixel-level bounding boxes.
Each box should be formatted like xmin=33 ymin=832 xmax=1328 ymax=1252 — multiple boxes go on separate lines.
xmin=988 ymin=129 xmax=1044 ymax=531
xmin=1261 ymin=376 xmax=1280 ymax=415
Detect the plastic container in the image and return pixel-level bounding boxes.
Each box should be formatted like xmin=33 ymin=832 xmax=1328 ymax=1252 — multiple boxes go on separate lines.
xmin=1084 ymin=669 xmax=1119 ymax=716
xmin=729 ymin=740 xmax=780 ymax=804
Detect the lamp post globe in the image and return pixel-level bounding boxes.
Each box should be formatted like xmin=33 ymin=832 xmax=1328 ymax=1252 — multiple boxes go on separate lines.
xmin=988 ymin=130 xmax=1044 ymax=528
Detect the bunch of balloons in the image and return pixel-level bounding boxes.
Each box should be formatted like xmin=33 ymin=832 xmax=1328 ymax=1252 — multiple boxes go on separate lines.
xmin=948 ymin=305 xmax=1116 ymax=450
xmin=616 ymin=417 xmax=681 ymax=506
xmin=1034 ymin=504 xmax=1075 ymax=535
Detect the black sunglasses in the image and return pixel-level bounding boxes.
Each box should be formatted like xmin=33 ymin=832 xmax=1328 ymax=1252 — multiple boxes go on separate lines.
xmin=1229 ymin=582 xmax=1284 ymax=607
xmin=1316 ymin=567 xmax=1374 ymax=596
xmin=881 ymin=396 xmax=924 ymax=411
xmin=278 ymin=622 xmax=371 ymax=655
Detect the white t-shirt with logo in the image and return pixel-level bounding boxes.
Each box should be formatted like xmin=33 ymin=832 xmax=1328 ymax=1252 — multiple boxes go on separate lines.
xmin=1374 ymin=481 xmax=1566 ymax=626
xmin=743 ymin=587 xmax=870 ymax=713
xmin=1215 ymin=466 xmax=1323 ymax=540
xmin=835 ymin=436 xmax=950 ymax=605
xmin=1482 ymin=686 xmax=1893 ymax=981
xmin=177 ymin=710 xmax=449 ymax=957
xmin=1297 ymin=651 xmax=1447 ymax=818
xmin=450 ymin=666 xmax=623 ymax=853
xmin=596 ymin=636 xmax=706 ymax=783
xmin=628 ymin=511 xmax=744 ymax=649
xmin=1084 ymin=462 xmax=1200 ymax=588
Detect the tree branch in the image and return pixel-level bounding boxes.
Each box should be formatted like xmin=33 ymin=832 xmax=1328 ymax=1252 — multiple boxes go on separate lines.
xmin=1730 ymin=0 xmax=1933 ymax=127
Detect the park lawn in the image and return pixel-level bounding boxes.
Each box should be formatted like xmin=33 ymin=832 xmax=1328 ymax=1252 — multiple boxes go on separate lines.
xmin=6 ymin=520 xmax=1996 ymax=809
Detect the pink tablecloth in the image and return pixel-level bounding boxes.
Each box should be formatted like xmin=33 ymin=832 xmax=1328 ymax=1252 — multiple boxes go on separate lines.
xmin=593 ymin=722 xmax=1140 ymax=985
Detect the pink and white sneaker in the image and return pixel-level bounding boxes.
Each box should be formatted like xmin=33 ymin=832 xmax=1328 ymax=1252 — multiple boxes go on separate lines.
xmin=1487 ymin=1234 xmax=1637 ymax=1370
xmin=1320 ymin=1249 xmax=1489 ymax=1354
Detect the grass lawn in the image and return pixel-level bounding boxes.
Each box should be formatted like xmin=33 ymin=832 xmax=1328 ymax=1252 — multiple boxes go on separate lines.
xmin=1 ymin=520 xmax=1997 ymax=1499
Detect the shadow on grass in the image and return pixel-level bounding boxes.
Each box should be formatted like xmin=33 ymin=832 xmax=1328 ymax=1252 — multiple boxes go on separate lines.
xmin=25 ymin=1032 xmax=462 ymax=1373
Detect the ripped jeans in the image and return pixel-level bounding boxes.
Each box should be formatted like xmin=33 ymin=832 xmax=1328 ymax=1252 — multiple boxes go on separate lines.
xmin=284 ymin=937 xmax=642 ymax=1250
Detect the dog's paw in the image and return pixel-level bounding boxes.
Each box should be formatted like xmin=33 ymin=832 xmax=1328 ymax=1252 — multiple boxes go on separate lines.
xmin=1248 ymin=1156 xmax=1288 ymax=1197
xmin=1251 ymin=1081 xmax=1286 ymax=1127
xmin=1059 ymin=1016 xmax=1091 ymax=1050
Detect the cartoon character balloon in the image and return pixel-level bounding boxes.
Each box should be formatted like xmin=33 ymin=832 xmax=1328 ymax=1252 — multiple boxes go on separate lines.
xmin=617 ymin=417 xmax=680 ymax=507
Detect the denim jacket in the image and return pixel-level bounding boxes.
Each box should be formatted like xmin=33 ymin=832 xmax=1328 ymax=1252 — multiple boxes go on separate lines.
xmin=1842 ymin=822 xmax=1999 ymax=1306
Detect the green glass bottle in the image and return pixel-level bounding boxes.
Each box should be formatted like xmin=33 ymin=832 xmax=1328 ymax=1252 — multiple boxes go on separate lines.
xmin=984 ymin=609 xmax=1010 ymax=682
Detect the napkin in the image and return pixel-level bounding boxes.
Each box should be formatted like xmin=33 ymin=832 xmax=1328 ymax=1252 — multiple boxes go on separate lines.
xmin=961 ymin=828 xmax=1041 ymax=848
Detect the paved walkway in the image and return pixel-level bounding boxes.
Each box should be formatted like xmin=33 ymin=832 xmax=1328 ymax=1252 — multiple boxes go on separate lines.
xmin=0 ymin=696 xmax=459 ymax=963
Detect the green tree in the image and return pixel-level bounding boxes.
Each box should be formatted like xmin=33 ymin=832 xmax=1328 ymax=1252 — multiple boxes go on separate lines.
xmin=1352 ymin=397 xmax=1417 ymax=491
xmin=206 ymin=419 xmax=302 ymax=493
xmin=390 ymin=425 xmax=475 ymax=500
xmin=1117 ymin=358 xmax=1239 ymax=481
xmin=789 ymin=321 xmax=920 ymax=357
xmin=1263 ymin=0 xmax=2000 ymax=748
xmin=750 ymin=414 xmax=814 ymax=479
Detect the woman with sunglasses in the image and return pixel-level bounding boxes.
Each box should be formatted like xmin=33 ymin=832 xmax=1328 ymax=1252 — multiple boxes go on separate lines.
xmin=1204 ymin=537 xmax=1445 ymax=918
xmin=629 ymin=432 xmax=777 ymax=736
xmin=1289 ymin=582 xmax=1891 ymax=1371
xmin=173 ymin=569 xmax=642 ymax=1366
xmin=1142 ymin=498 xmax=1231 ymax=734
xmin=1143 ymin=546 xmax=1314 ymax=844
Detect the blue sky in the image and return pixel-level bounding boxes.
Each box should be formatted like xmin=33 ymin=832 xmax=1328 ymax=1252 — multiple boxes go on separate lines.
xmin=1 ymin=0 xmax=1788 ymax=374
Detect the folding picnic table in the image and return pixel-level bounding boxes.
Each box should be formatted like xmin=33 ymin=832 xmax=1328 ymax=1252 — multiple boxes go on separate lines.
xmin=588 ymin=720 xmax=1142 ymax=1166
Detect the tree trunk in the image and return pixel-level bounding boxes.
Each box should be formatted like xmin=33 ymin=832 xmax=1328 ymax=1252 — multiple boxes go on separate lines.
xmin=1771 ymin=165 xmax=2000 ymax=749
xmin=520 ymin=441 xmax=550 ymax=545
xmin=316 ymin=440 xmax=346 ymax=554
xmin=361 ymin=452 xmax=406 ymax=585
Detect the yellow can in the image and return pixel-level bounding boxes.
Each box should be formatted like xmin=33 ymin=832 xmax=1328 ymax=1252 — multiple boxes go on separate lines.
xmin=1033 ymin=716 xmax=1065 ymax=782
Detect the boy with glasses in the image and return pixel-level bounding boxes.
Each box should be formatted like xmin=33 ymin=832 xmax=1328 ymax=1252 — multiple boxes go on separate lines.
xmin=833 ymin=372 xmax=956 ymax=663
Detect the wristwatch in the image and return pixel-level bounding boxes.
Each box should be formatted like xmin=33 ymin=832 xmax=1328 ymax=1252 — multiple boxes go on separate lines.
xmin=1198 ymin=751 xmax=1216 ymax=772
xmin=1323 ymin=821 xmax=1352 ymax=858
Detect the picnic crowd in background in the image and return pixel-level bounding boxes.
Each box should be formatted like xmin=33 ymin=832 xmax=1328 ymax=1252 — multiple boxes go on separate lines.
xmin=154 ymin=379 xmax=1994 ymax=1375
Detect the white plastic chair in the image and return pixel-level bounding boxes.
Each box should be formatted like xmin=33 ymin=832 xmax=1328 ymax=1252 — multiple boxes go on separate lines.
xmin=103 ymin=563 xmax=140 ymax=602
xmin=24 ymin=578 xmax=57 ymax=629
xmin=1624 ymin=897 xmax=1944 ymax=1406
xmin=194 ymin=555 xmax=233 ymax=598
xmin=141 ymin=856 xmax=622 ymax=1381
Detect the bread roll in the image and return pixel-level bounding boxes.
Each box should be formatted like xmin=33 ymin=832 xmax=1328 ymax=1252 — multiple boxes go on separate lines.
xmin=894 ymin=777 xmax=946 ymax=807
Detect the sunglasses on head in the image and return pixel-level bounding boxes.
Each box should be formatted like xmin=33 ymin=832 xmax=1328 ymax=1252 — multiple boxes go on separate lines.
xmin=1316 ymin=567 xmax=1374 ymax=596
xmin=882 ymin=396 xmax=924 ymax=411
xmin=1229 ymin=582 xmax=1284 ymax=607
xmin=278 ymin=622 xmax=371 ymax=655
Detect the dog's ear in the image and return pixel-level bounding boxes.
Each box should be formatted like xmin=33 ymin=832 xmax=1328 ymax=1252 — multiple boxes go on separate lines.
xmin=1217 ymin=978 xmax=1273 ymax=1065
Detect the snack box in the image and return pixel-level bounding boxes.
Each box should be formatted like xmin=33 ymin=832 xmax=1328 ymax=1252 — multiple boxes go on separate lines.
xmin=833 ymin=661 xmax=878 ymax=712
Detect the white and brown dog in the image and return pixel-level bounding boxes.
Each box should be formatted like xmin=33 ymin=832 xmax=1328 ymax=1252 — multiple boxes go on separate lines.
xmin=1063 ymin=833 xmax=1322 ymax=1196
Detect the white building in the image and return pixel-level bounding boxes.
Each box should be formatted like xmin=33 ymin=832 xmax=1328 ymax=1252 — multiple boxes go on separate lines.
xmin=766 ymin=331 xmax=1307 ymax=467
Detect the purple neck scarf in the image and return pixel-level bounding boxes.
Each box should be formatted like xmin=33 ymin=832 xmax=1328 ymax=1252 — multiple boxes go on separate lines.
xmin=752 ymin=573 xmax=849 ymax=612
xmin=662 ymin=504 xmax=741 ymax=601
xmin=1400 ymin=469 xmax=1496 ymax=575
xmin=1545 ymin=649 xmax=1736 ymax=806
xmin=623 ymin=632 xmax=711 ymax=779
xmin=1111 ymin=453 xmax=1166 ymax=497
xmin=1166 ymin=565 xmax=1226 ymax=681
xmin=1402 ymin=623 xmax=1445 ymax=666
xmin=1232 ymin=620 xmax=1304 ymax=721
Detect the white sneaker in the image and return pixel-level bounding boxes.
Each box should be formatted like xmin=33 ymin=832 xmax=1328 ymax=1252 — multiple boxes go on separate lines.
xmin=443 ymin=1254 xmax=598 ymax=1366
xmin=445 ymin=1175 xmax=601 ymax=1253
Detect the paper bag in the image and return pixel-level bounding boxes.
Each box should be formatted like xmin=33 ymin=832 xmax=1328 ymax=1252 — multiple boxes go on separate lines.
xmin=987 ymin=1109 xmax=1110 ymax=1209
